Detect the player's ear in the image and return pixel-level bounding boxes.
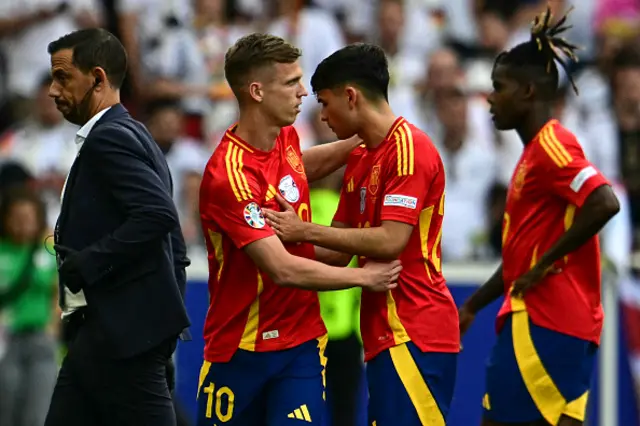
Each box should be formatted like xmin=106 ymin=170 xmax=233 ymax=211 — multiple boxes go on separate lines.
xmin=249 ymin=82 xmax=263 ymax=103
xmin=522 ymin=82 xmax=535 ymax=101
xmin=345 ymin=86 xmax=357 ymax=109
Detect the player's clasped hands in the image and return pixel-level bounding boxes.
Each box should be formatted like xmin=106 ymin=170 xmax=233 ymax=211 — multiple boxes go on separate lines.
xmin=263 ymin=193 xmax=307 ymax=243
xmin=362 ymin=260 xmax=402 ymax=292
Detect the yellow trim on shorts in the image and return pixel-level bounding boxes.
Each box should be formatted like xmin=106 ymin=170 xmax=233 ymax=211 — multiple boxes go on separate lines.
xmin=197 ymin=360 xmax=212 ymax=399
xmin=511 ymin=311 xmax=589 ymax=424
xmin=564 ymin=391 xmax=589 ymax=421
xmin=317 ymin=334 xmax=328 ymax=400
xmin=389 ymin=343 xmax=445 ymax=426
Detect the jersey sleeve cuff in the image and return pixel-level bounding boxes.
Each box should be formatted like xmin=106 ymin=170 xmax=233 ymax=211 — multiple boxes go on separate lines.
xmin=380 ymin=212 xmax=419 ymax=226
xmin=233 ymin=229 xmax=276 ymax=249
xmin=572 ymin=176 xmax=610 ymax=207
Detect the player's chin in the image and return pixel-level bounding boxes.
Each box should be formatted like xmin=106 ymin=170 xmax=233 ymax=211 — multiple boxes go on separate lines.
xmin=333 ymin=127 xmax=356 ymax=140
xmin=491 ymin=115 xmax=513 ymax=131
xmin=279 ymin=115 xmax=297 ymax=127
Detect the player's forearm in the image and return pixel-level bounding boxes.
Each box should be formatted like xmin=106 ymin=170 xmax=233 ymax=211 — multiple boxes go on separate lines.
xmin=314 ymin=246 xmax=353 ymax=266
xmin=462 ymin=265 xmax=504 ymax=314
xmin=275 ymin=256 xmax=366 ymax=291
xmin=303 ymin=223 xmax=398 ymax=259
xmin=536 ymin=186 xmax=620 ymax=271
xmin=302 ymin=137 xmax=360 ymax=182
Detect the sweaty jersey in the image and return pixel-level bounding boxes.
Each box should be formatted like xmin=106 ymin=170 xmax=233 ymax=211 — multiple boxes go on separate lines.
xmin=199 ymin=124 xmax=326 ymax=363
xmin=497 ymin=119 xmax=610 ymax=344
xmin=334 ymin=117 xmax=460 ymax=361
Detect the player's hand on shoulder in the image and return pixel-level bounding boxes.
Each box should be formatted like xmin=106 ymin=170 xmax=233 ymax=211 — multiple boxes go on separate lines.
xmin=361 ymin=260 xmax=402 ymax=292
xmin=263 ymin=193 xmax=307 ymax=243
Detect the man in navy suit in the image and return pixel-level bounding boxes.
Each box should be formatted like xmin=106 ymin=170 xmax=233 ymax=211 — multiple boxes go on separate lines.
xmin=44 ymin=28 xmax=191 ymax=426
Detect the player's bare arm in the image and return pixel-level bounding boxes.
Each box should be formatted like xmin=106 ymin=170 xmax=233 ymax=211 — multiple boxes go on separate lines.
xmin=302 ymin=136 xmax=361 ymax=182
xmin=313 ymin=221 xmax=353 ymax=266
xmin=244 ymin=234 xmax=401 ymax=291
xmin=458 ymin=265 xmax=504 ymax=336
xmin=512 ymin=184 xmax=620 ymax=296
xmin=264 ymin=194 xmax=412 ymax=260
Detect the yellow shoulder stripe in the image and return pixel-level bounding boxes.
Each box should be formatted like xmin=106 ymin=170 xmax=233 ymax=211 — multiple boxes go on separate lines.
xmin=539 ymin=126 xmax=572 ymax=168
xmin=225 ymin=142 xmax=253 ymax=202
xmin=394 ymin=122 xmax=415 ymax=176
xmin=226 ymin=132 xmax=254 ymax=153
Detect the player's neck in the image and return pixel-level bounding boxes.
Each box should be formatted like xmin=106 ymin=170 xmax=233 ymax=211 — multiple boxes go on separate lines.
xmin=516 ymin=106 xmax=553 ymax=146
xmin=234 ymin=111 xmax=280 ymax=152
xmin=358 ymin=104 xmax=397 ymax=150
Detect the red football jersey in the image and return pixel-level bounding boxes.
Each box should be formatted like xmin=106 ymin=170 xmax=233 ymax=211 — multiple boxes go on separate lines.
xmin=334 ymin=117 xmax=460 ymax=361
xmin=497 ymin=119 xmax=610 ymax=344
xmin=199 ymin=124 xmax=326 ymax=363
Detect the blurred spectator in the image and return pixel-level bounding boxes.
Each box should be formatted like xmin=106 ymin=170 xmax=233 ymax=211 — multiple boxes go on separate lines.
xmin=612 ymin=42 xmax=640 ymax=240
xmin=0 ymin=74 xmax=77 ymax=228
xmin=376 ymin=0 xmax=425 ymax=125
xmin=267 ymin=0 xmax=345 ymax=138
xmin=116 ymin=0 xmax=211 ymax=139
xmin=0 ymin=0 xmax=102 ymax=123
xmin=0 ymin=162 xmax=35 ymax=195
xmin=432 ymin=87 xmax=497 ymax=261
xmin=415 ymin=47 xmax=463 ymax=135
xmin=194 ymin=0 xmax=254 ymax=143
xmin=145 ymin=100 xmax=209 ymax=247
xmin=0 ymin=187 xmax=58 ymax=426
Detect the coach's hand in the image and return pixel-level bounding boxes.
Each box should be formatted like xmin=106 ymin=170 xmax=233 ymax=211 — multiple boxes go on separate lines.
xmin=361 ymin=260 xmax=402 ymax=292
xmin=511 ymin=263 xmax=561 ymax=298
xmin=263 ymin=194 xmax=307 ymax=243
xmin=54 ymin=244 xmax=85 ymax=294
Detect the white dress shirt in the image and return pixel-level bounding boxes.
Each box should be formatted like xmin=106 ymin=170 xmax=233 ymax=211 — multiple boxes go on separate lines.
xmin=60 ymin=106 xmax=111 ymax=315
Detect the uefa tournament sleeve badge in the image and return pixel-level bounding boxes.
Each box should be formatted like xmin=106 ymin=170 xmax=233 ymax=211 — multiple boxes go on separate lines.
xmin=243 ymin=202 xmax=266 ymax=228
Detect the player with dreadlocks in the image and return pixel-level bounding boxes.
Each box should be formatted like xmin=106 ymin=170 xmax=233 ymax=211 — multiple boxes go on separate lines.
xmin=459 ymin=6 xmax=620 ymax=426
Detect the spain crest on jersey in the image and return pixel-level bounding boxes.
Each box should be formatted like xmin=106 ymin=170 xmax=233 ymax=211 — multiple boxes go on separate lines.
xmin=511 ymin=162 xmax=527 ymax=199
xmin=369 ymin=165 xmax=381 ymax=195
xmin=286 ymin=145 xmax=305 ymax=174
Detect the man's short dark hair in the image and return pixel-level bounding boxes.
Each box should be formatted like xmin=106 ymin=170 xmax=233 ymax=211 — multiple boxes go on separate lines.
xmin=48 ymin=28 xmax=128 ymax=89
xmin=224 ymin=33 xmax=301 ymax=100
xmin=311 ymin=43 xmax=390 ymax=101
xmin=144 ymin=98 xmax=182 ymax=119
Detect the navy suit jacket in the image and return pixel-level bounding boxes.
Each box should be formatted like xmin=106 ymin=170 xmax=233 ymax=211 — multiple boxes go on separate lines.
xmin=56 ymin=104 xmax=191 ymax=358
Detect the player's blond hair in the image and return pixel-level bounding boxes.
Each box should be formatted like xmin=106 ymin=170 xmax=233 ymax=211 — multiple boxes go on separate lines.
xmin=224 ymin=33 xmax=301 ymax=101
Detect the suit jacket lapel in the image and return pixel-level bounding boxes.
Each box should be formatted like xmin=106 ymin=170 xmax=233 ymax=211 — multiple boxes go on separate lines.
xmin=57 ymin=154 xmax=82 ymax=238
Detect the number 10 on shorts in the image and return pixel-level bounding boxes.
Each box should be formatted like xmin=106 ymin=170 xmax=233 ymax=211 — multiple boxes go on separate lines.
xmin=203 ymin=382 xmax=235 ymax=422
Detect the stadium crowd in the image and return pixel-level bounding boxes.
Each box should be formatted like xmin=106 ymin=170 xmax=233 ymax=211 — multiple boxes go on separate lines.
xmin=0 ymin=0 xmax=640 ymax=425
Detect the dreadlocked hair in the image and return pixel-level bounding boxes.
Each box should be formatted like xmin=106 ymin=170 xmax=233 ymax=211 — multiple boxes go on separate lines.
xmin=494 ymin=6 xmax=580 ymax=95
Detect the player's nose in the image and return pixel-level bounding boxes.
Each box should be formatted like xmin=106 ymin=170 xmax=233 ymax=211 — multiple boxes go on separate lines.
xmin=298 ymin=82 xmax=308 ymax=98
xmin=487 ymin=92 xmax=496 ymax=108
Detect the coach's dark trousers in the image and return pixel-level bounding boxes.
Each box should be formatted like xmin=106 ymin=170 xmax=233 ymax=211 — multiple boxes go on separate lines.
xmin=44 ymin=309 xmax=177 ymax=426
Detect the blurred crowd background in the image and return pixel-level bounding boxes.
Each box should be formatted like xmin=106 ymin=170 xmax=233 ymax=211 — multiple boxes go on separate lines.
xmin=1 ymin=0 xmax=640 ymax=425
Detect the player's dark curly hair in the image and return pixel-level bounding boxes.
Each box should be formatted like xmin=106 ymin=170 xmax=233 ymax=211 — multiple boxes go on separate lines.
xmin=494 ymin=6 xmax=580 ymax=96
xmin=310 ymin=43 xmax=390 ymax=101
